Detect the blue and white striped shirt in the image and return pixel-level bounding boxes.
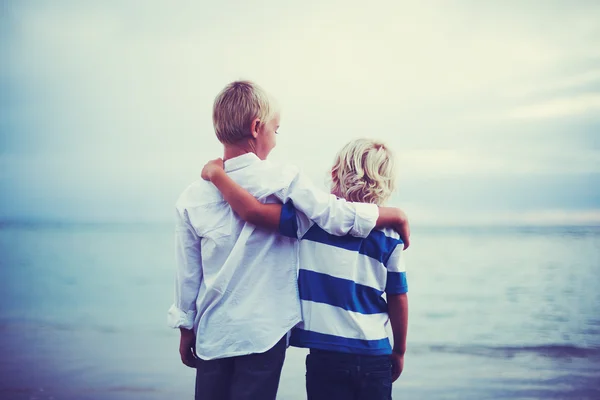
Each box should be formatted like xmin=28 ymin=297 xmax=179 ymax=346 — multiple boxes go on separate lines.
xmin=280 ymin=201 xmax=408 ymax=356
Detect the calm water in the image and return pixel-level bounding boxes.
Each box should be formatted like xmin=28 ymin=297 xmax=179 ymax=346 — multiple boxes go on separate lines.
xmin=0 ymin=223 xmax=599 ymax=400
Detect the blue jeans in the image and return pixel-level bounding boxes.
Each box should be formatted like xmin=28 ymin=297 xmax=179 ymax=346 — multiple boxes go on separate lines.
xmin=194 ymin=336 xmax=286 ymax=400
xmin=306 ymin=349 xmax=393 ymax=400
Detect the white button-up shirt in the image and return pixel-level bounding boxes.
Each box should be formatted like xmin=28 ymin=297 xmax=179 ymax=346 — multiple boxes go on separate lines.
xmin=167 ymin=153 xmax=378 ymax=360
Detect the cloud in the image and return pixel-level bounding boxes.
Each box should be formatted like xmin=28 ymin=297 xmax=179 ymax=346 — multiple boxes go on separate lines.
xmin=508 ymin=93 xmax=600 ymax=120
xmin=502 ymin=69 xmax=600 ymax=98
xmin=1 ymin=0 xmax=600 ymax=223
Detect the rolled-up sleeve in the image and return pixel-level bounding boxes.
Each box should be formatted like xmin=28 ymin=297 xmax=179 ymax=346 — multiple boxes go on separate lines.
xmin=167 ymin=209 xmax=203 ymax=330
xmin=350 ymin=202 xmax=380 ymax=238
xmin=276 ymin=170 xmax=378 ymax=238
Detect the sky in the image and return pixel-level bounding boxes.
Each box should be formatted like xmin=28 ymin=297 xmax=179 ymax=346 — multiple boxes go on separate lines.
xmin=1 ymin=0 xmax=599 ymax=225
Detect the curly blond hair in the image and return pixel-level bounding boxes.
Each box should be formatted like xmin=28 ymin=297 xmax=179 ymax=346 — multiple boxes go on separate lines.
xmin=330 ymin=139 xmax=397 ymax=206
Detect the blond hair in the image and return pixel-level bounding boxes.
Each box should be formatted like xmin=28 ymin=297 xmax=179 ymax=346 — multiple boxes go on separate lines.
xmin=212 ymin=80 xmax=277 ymax=144
xmin=330 ymin=139 xmax=397 ymax=206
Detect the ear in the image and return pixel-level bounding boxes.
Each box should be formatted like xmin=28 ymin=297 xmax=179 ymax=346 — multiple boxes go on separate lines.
xmin=250 ymin=118 xmax=261 ymax=139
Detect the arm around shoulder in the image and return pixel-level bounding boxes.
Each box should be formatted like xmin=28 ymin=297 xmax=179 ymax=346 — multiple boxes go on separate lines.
xmin=206 ymin=166 xmax=282 ymax=231
xmin=277 ymin=169 xmax=380 ymax=238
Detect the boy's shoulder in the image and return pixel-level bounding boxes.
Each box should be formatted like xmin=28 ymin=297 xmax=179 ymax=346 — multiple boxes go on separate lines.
xmin=175 ymin=179 xmax=223 ymax=212
xmin=246 ymin=159 xmax=302 ymax=191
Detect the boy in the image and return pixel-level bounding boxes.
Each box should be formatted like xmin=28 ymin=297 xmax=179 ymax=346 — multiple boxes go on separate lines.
xmin=168 ymin=81 xmax=410 ymax=400
xmin=202 ymin=138 xmax=408 ymax=400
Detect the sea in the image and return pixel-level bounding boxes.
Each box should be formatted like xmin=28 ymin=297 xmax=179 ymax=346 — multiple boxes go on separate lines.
xmin=0 ymin=222 xmax=599 ymax=400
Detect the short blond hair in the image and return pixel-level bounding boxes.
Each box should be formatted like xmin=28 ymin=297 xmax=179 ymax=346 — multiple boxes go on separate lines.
xmin=330 ymin=139 xmax=397 ymax=206
xmin=212 ymin=80 xmax=277 ymax=144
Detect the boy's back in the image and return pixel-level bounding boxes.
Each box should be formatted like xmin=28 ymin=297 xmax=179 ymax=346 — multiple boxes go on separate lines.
xmin=171 ymin=154 xmax=302 ymax=359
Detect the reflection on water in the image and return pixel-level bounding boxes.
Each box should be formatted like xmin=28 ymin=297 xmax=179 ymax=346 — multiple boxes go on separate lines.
xmin=0 ymin=223 xmax=599 ymax=399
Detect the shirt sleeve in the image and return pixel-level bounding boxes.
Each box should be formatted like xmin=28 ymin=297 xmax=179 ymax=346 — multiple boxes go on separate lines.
xmin=279 ymin=201 xmax=315 ymax=239
xmin=167 ymin=209 xmax=203 ymax=330
xmin=275 ymin=169 xmax=378 ymax=238
xmin=279 ymin=201 xmax=299 ymax=238
xmin=385 ymin=245 xmax=408 ymax=295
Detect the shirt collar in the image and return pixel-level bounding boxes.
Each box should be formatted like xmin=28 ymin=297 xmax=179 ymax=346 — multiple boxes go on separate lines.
xmin=224 ymin=152 xmax=261 ymax=173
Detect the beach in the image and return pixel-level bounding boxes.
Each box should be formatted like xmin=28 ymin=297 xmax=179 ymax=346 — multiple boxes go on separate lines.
xmin=1 ymin=223 xmax=599 ymax=399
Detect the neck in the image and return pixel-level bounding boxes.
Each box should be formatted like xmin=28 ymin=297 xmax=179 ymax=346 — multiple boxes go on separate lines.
xmin=223 ymin=140 xmax=258 ymax=161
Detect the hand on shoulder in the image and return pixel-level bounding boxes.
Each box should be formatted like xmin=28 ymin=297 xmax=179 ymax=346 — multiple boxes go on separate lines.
xmin=201 ymin=158 xmax=225 ymax=181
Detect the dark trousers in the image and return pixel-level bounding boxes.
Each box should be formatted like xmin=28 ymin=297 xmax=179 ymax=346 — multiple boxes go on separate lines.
xmin=306 ymin=349 xmax=393 ymax=400
xmin=195 ymin=336 xmax=287 ymax=400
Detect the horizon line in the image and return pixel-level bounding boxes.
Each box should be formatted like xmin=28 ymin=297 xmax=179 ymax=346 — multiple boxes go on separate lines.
xmin=1 ymin=218 xmax=599 ymax=230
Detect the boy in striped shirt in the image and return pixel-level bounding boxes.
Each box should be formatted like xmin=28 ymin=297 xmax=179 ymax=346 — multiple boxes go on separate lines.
xmin=202 ymin=139 xmax=408 ymax=400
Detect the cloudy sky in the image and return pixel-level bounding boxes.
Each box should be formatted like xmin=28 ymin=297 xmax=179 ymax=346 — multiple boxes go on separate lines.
xmin=1 ymin=0 xmax=599 ymax=225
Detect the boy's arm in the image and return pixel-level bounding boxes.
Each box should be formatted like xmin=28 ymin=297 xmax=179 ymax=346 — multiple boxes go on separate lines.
xmin=386 ymin=245 xmax=409 ymax=382
xmin=280 ymin=167 xmax=409 ymax=247
xmin=202 ymin=159 xmax=282 ymax=230
xmin=167 ymin=209 xmax=203 ymax=368
xmin=388 ymin=293 xmax=408 ymax=382
xmin=202 ymin=159 xmax=410 ymax=248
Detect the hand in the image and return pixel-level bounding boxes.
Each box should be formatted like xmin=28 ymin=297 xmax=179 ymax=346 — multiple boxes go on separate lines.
xmin=179 ymin=328 xmax=198 ymax=368
xmin=375 ymin=207 xmax=411 ymax=249
xmin=390 ymin=351 xmax=404 ymax=382
xmin=201 ymin=158 xmax=224 ymax=181
xmin=394 ymin=209 xmax=410 ymax=250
